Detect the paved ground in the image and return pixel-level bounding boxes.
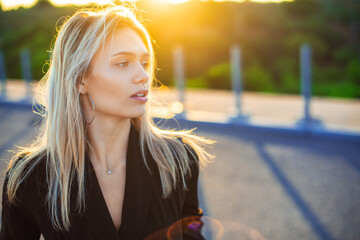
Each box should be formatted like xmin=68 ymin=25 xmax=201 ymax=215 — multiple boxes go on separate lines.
xmin=153 ymin=87 xmax=360 ymax=131
xmin=194 ymin=124 xmax=360 ymax=240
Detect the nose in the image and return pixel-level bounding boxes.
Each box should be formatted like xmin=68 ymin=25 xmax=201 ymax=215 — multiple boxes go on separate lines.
xmin=134 ymin=63 xmax=149 ymax=86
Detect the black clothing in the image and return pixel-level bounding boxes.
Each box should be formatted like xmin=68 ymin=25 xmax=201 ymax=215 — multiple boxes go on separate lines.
xmin=0 ymin=124 xmax=202 ymax=239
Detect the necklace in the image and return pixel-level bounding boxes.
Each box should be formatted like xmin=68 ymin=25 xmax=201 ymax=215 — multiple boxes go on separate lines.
xmin=105 ymin=162 xmax=112 ymax=175
xmin=91 ymin=154 xmax=113 ymax=175
xmin=106 ymin=163 xmax=112 ymax=175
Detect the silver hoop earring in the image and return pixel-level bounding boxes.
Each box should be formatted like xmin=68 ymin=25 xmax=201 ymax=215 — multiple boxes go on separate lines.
xmin=86 ymin=93 xmax=95 ymax=125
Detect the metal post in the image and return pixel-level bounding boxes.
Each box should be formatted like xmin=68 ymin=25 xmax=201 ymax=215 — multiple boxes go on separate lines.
xmin=297 ymin=43 xmax=322 ymax=130
xmin=301 ymin=44 xmax=312 ymax=124
xmin=229 ymin=44 xmax=248 ymax=123
xmin=173 ymin=45 xmax=186 ymax=118
xmin=0 ymin=50 xmax=6 ymax=99
xmin=20 ymin=49 xmax=32 ymax=100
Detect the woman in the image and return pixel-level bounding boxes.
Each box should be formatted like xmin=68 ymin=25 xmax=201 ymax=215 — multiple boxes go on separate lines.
xmin=0 ymin=5 xmax=214 ymax=240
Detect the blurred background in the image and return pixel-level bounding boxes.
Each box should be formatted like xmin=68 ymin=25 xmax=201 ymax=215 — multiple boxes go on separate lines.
xmin=1 ymin=0 xmax=360 ymax=97
xmin=0 ymin=0 xmax=359 ymax=239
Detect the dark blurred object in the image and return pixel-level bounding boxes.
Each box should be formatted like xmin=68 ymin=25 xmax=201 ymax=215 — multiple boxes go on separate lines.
xmin=35 ymin=0 xmax=53 ymax=8
xmin=144 ymin=216 xmax=266 ymax=240
xmin=144 ymin=216 xmax=205 ymax=240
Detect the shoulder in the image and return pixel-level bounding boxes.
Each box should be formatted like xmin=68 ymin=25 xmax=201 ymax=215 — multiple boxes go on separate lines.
xmin=7 ymin=151 xmax=47 ymax=180
xmin=3 ymin=151 xmax=47 ymax=205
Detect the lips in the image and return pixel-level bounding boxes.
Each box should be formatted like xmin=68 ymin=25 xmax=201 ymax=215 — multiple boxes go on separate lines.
xmin=131 ymin=89 xmax=148 ymax=98
xmin=130 ymin=89 xmax=149 ymax=103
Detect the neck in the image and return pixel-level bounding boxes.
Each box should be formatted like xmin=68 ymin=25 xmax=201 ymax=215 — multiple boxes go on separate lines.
xmin=86 ymin=115 xmax=131 ymax=173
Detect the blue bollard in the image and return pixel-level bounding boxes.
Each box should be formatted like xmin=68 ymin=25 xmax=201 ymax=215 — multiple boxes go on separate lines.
xmin=228 ymin=44 xmax=249 ymax=124
xmin=20 ymin=49 xmax=33 ymax=101
xmin=297 ymin=44 xmax=322 ymax=131
xmin=0 ymin=50 xmax=6 ymax=99
xmin=301 ymin=44 xmax=312 ymax=123
xmin=173 ymin=45 xmax=186 ymax=119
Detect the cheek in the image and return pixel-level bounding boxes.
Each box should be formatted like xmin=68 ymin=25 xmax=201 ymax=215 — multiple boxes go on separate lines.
xmin=88 ymin=71 xmax=145 ymax=117
xmin=90 ymin=69 xmax=130 ymax=99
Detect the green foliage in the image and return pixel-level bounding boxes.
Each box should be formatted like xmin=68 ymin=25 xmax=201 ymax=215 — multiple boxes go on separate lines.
xmin=0 ymin=3 xmax=69 ymax=79
xmin=205 ymin=62 xmax=231 ymax=90
xmin=285 ymin=34 xmax=328 ymax=56
xmin=313 ymin=62 xmax=360 ymax=98
xmin=313 ymin=65 xmax=343 ymax=83
xmin=313 ymin=81 xmax=360 ymax=98
xmin=323 ymin=0 xmax=360 ymax=22
xmin=333 ymin=47 xmax=356 ymax=64
xmin=244 ymin=62 xmax=274 ymax=92
xmin=274 ymin=58 xmax=299 ymax=94
xmin=186 ymin=77 xmax=208 ymax=89
xmin=0 ymin=0 xmax=359 ymax=98
xmin=346 ymin=60 xmax=360 ymax=84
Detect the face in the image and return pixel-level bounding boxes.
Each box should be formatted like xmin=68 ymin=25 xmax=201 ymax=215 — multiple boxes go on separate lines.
xmin=81 ymin=27 xmax=150 ymax=121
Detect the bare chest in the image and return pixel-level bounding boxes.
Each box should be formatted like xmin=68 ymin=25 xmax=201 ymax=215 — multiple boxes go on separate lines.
xmin=95 ymin=166 xmax=126 ymax=231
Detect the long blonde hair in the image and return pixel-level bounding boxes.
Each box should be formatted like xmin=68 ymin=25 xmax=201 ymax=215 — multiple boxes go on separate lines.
xmin=5 ymin=5 xmax=214 ymax=231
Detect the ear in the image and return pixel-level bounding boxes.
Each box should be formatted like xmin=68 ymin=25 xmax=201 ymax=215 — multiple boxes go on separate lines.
xmin=78 ymin=82 xmax=86 ymax=95
xmin=78 ymin=77 xmax=89 ymax=95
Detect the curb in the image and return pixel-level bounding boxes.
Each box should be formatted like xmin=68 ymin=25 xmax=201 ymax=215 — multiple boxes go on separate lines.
xmin=155 ymin=116 xmax=360 ymax=144
xmin=1 ymin=100 xmax=359 ymax=143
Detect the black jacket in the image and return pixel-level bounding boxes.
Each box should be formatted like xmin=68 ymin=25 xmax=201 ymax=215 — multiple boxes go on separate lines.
xmin=0 ymin=124 xmax=203 ymax=240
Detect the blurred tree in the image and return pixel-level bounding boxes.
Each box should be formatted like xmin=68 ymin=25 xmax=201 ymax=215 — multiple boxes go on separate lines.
xmin=346 ymin=60 xmax=360 ymax=84
xmin=0 ymin=0 xmax=358 ymax=98
xmin=274 ymin=57 xmax=299 ymax=94
xmin=244 ymin=62 xmax=274 ymax=92
xmin=205 ymin=62 xmax=231 ymax=90
xmin=321 ymin=0 xmax=360 ymax=51
xmin=34 ymin=0 xmax=53 ymax=8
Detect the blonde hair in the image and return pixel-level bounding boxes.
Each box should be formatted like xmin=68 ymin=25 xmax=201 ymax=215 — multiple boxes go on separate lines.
xmin=5 ymin=5 xmax=214 ymax=231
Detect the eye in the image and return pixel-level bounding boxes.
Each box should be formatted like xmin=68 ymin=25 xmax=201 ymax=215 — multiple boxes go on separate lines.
xmin=141 ymin=61 xmax=149 ymax=70
xmin=117 ymin=61 xmax=129 ymax=67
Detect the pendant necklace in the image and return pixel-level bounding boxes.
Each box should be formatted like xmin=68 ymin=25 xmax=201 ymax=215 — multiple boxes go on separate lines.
xmin=106 ymin=162 xmax=112 ymax=175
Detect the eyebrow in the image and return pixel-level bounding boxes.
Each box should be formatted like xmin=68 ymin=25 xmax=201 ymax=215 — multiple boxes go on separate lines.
xmin=111 ymin=51 xmax=150 ymax=58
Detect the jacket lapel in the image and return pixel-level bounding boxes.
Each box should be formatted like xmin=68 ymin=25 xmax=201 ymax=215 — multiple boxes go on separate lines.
xmin=118 ymin=124 xmax=155 ymax=239
xmin=84 ymin=155 xmax=120 ymax=240
xmin=83 ymin=123 xmax=155 ymax=240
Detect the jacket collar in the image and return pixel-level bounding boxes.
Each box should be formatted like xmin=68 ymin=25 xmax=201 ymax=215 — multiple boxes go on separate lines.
xmin=84 ymin=123 xmax=155 ymax=240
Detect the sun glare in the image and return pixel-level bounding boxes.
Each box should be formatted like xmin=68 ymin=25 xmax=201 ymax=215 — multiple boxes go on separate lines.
xmin=210 ymin=0 xmax=293 ymax=2
xmin=251 ymin=0 xmax=292 ymax=2
xmin=168 ymin=0 xmax=189 ymax=3
xmin=50 ymin=0 xmax=112 ymax=7
xmin=1 ymin=0 xmax=293 ymax=11
xmin=1 ymin=0 xmax=37 ymax=10
xmin=0 ymin=0 xmax=113 ymax=10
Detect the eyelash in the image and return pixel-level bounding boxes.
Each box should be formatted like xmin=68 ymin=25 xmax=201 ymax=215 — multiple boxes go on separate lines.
xmin=117 ymin=61 xmax=129 ymax=67
xmin=116 ymin=61 xmax=149 ymax=70
xmin=142 ymin=62 xmax=149 ymax=69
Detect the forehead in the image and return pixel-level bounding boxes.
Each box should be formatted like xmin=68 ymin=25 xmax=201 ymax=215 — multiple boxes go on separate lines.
xmin=105 ymin=27 xmax=148 ymax=57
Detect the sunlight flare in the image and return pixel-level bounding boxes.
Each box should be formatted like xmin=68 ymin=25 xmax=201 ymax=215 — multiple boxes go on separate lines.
xmin=1 ymin=0 xmax=37 ymax=10
xmin=50 ymin=0 xmax=113 ymax=7
xmin=1 ymin=0 xmax=294 ymax=11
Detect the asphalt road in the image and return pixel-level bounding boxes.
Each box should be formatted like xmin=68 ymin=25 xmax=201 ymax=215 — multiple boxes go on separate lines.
xmin=193 ymin=124 xmax=360 ymax=240
xmin=0 ymin=106 xmax=359 ymax=240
